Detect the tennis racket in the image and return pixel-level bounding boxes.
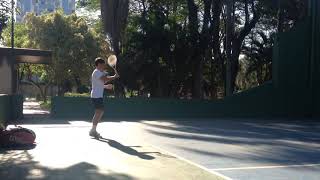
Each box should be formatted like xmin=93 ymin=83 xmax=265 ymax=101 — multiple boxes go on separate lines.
xmin=108 ymin=55 xmax=120 ymax=79
xmin=107 ymin=55 xmax=117 ymax=70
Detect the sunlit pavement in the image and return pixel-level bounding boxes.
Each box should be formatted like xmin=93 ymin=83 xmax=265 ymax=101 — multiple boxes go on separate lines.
xmin=23 ymin=101 xmax=50 ymax=116
xmin=0 ymin=120 xmax=224 ymax=180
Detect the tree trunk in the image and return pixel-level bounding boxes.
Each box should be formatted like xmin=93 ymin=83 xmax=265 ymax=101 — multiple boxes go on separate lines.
xmin=231 ymin=41 xmax=241 ymax=92
xmin=196 ymin=0 xmax=213 ymax=99
xmin=257 ymin=66 xmax=263 ymax=85
xmin=211 ymin=0 xmax=223 ymax=98
xmin=74 ymin=75 xmax=81 ymax=93
xmin=226 ymin=0 xmax=234 ymax=96
xmin=277 ymin=1 xmax=284 ymax=33
xmin=100 ymin=0 xmax=129 ymax=55
xmin=157 ymin=72 xmax=162 ymax=97
xmin=43 ymin=82 xmax=51 ymax=103
xmin=27 ymin=80 xmax=46 ymax=102
xmin=101 ymin=0 xmax=128 ymax=98
xmin=187 ymin=0 xmax=201 ymax=98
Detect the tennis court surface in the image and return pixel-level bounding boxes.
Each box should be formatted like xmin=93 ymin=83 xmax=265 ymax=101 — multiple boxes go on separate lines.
xmin=1 ymin=118 xmax=320 ymax=180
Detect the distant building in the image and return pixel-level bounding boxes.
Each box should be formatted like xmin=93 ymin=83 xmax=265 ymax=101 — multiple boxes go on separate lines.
xmin=16 ymin=0 xmax=75 ymax=22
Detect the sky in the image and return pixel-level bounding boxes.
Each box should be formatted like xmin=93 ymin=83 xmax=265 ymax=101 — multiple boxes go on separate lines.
xmin=2 ymin=0 xmax=100 ymax=19
xmin=0 ymin=0 xmax=100 ymax=46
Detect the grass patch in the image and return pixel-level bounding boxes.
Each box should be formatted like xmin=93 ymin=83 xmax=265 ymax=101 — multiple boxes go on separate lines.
xmin=64 ymin=93 xmax=90 ymax=97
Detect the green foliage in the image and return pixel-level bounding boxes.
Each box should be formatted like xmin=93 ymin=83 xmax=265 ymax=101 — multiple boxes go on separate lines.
xmin=40 ymin=99 xmax=52 ymax=110
xmin=0 ymin=0 xmax=10 ymax=39
xmin=2 ymin=10 xmax=110 ymax=96
xmin=22 ymin=12 xmax=98 ymax=87
xmin=2 ymin=0 xmax=309 ymax=99
xmin=64 ymin=92 xmax=90 ymax=97
xmin=117 ymin=0 xmax=308 ymax=98
xmin=3 ymin=23 xmax=31 ymax=48
xmin=77 ymin=0 xmax=100 ymax=11
xmin=119 ymin=0 xmax=191 ymax=98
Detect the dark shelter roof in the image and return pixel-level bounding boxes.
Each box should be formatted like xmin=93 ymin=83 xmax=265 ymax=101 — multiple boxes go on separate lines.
xmin=0 ymin=47 xmax=52 ymax=64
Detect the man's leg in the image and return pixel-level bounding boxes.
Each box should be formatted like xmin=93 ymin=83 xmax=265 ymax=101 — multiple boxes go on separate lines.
xmin=90 ymin=98 xmax=104 ymax=138
xmin=91 ymin=109 xmax=104 ymax=132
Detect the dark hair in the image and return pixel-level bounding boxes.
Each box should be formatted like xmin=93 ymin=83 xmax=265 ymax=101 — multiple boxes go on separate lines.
xmin=95 ymin=57 xmax=105 ymax=66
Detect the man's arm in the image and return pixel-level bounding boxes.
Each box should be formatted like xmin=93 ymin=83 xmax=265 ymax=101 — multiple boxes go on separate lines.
xmin=99 ymin=70 xmax=119 ymax=83
xmin=100 ymin=75 xmax=116 ymax=83
xmin=104 ymin=84 xmax=113 ymax=90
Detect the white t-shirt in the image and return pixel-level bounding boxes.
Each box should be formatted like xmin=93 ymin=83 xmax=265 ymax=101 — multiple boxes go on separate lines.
xmin=91 ymin=69 xmax=106 ymax=98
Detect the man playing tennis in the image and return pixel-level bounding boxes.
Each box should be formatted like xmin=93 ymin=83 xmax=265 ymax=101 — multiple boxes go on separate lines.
xmin=90 ymin=57 xmax=119 ymax=138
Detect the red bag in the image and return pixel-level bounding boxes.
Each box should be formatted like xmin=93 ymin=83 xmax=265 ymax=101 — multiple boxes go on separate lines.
xmin=0 ymin=127 xmax=36 ymax=148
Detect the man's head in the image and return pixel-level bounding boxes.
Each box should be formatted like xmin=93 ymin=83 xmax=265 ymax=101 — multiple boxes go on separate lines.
xmin=95 ymin=57 xmax=106 ymax=71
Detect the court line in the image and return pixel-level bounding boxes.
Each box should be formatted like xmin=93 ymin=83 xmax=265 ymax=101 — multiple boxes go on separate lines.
xmin=211 ymin=163 xmax=320 ymax=171
xmin=149 ymin=144 xmax=232 ymax=180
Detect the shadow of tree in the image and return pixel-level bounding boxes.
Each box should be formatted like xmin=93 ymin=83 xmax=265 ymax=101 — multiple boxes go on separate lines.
xmin=178 ymin=146 xmax=320 ymax=165
xmin=0 ymin=150 xmax=136 ymax=180
xmin=140 ymin=119 xmax=320 ymax=165
xmin=141 ymin=119 xmax=320 ymax=143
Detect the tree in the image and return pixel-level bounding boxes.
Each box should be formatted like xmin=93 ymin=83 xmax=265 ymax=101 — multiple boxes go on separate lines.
xmin=0 ymin=0 xmax=10 ymax=39
xmin=99 ymin=0 xmax=129 ymax=97
xmin=3 ymin=11 xmax=110 ymax=99
xmin=226 ymin=0 xmax=263 ymax=94
xmin=25 ymin=12 xmax=105 ymax=95
xmin=119 ymin=0 xmax=192 ymax=98
xmin=3 ymin=23 xmax=51 ymax=102
xmin=243 ymin=31 xmax=273 ymax=85
xmin=77 ymin=0 xmax=309 ymax=99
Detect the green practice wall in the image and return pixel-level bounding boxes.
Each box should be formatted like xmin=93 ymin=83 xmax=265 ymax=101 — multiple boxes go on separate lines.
xmin=11 ymin=95 xmax=24 ymax=121
xmin=0 ymin=95 xmax=11 ymax=128
xmin=0 ymin=94 xmax=23 ymax=128
xmin=272 ymin=20 xmax=312 ymax=117
xmin=51 ymin=83 xmax=289 ymax=119
xmin=311 ymin=0 xmax=320 ymax=117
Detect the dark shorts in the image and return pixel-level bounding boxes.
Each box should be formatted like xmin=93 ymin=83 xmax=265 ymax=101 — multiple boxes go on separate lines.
xmin=91 ymin=98 xmax=104 ymax=110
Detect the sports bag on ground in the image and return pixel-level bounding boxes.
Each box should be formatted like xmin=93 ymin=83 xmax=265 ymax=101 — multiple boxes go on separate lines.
xmin=0 ymin=126 xmax=36 ymax=148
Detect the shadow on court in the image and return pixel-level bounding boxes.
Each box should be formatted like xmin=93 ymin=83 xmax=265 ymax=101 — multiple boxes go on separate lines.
xmin=141 ymin=119 xmax=320 ymax=165
xmin=14 ymin=117 xmax=143 ymax=125
xmin=0 ymin=150 xmax=135 ymax=180
xmin=6 ymin=115 xmax=320 ymax=179
xmin=139 ymin=119 xmax=320 ymax=179
xmin=0 ymin=144 xmax=37 ymax=151
xmin=95 ymin=137 xmax=155 ymax=160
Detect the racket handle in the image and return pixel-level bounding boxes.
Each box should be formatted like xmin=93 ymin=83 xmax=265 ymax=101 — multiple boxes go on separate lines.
xmin=113 ymin=66 xmax=119 ymax=78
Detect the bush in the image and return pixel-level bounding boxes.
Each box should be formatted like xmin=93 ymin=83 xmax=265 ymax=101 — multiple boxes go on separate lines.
xmin=64 ymin=93 xmax=90 ymax=97
xmin=77 ymin=85 xmax=90 ymax=93
xmin=40 ymin=100 xmax=52 ymax=110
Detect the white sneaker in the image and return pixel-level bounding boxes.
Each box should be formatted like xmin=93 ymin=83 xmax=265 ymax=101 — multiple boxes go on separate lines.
xmin=89 ymin=129 xmax=101 ymax=139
